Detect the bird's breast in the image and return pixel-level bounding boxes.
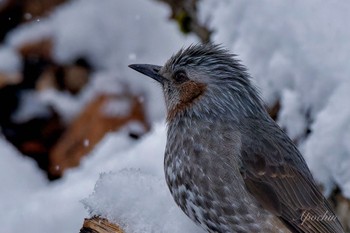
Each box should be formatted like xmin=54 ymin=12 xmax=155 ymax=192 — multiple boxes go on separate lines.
xmin=164 ymin=122 xmax=292 ymax=233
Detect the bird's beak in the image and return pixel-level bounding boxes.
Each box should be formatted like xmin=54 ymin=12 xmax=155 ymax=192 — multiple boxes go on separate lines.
xmin=128 ymin=64 xmax=165 ymax=84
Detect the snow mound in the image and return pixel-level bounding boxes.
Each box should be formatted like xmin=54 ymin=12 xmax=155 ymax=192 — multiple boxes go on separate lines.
xmin=84 ymin=170 xmax=202 ymax=233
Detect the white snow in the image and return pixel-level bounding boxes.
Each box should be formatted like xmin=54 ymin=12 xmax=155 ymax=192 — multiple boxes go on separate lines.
xmin=0 ymin=46 xmax=22 ymax=75
xmin=277 ymin=89 xmax=307 ymax=141
xmin=303 ymin=80 xmax=350 ymax=197
xmin=38 ymin=88 xmax=82 ymax=123
xmin=4 ymin=0 xmax=195 ymax=122
xmin=0 ymin=138 xmax=47 ymax=211
xmin=125 ymin=121 xmax=148 ymax=137
xmin=83 ymin=139 xmax=90 ymax=147
xmin=84 ymin=170 xmax=202 ymax=233
xmin=102 ymin=97 xmax=133 ymax=118
xmin=12 ymin=90 xmax=51 ymax=123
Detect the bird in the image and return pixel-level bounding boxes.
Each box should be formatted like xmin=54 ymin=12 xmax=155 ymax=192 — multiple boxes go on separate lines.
xmin=128 ymin=44 xmax=344 ymax=233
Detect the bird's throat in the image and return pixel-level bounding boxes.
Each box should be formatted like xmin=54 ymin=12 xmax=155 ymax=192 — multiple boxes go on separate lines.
xmin=167 ymin=81 xmax=206 ymax=122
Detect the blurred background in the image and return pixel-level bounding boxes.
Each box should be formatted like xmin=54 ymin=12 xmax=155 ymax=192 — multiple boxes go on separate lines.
xmin=0 ymin=0 xmax=349 ymax=232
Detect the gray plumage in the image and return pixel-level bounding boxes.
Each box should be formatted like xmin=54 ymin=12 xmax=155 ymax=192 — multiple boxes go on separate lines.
xmin=129 ymin=44 xmax=344 ymax=233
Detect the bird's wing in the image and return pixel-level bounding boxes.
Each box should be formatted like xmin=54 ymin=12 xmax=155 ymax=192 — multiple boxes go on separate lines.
xmin=239 ymin=118 xmax=344 ymax=233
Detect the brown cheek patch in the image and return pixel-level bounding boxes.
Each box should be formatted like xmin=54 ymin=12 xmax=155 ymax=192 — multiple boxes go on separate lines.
xmin=167 ymin=81 xmax=206 ymax=121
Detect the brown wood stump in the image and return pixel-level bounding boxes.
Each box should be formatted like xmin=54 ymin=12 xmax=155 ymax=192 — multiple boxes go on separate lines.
xmin=80 ymin=217 xmax=124 ymax=233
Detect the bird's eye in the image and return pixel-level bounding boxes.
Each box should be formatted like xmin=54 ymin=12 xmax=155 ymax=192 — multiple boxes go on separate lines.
xmin=173 ymin=71 xmax=189 ymax=84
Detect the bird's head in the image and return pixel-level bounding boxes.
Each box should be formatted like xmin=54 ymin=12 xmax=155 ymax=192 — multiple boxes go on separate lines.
xmin=129 ymin=44 xmax=266 ymax=122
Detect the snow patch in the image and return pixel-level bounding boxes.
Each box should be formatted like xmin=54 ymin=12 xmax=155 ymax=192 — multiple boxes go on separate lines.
xmin=0 ymin=46 xmax=22 ymax=74
xmin=102 ymin=97 xmax=132 ymax=118
xmin=84 ymin=170 xmax=202 ymax=233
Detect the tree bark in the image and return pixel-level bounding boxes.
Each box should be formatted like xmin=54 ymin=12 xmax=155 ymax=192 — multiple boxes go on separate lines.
xmin=80 ymin=217 xmax=124 ymax=233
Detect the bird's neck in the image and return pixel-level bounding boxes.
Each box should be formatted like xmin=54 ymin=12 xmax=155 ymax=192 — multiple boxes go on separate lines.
xmin=166 ymin=89 xmax=268 ymax=126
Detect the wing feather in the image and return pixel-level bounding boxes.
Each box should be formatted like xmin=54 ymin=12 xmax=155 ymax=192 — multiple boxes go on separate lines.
xmin=239 ymin=118 xmax=344 ymax=233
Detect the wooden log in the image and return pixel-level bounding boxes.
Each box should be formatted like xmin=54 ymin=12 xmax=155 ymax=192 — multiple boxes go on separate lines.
xmin=80 ymin=217 xmax=124 ymax=233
